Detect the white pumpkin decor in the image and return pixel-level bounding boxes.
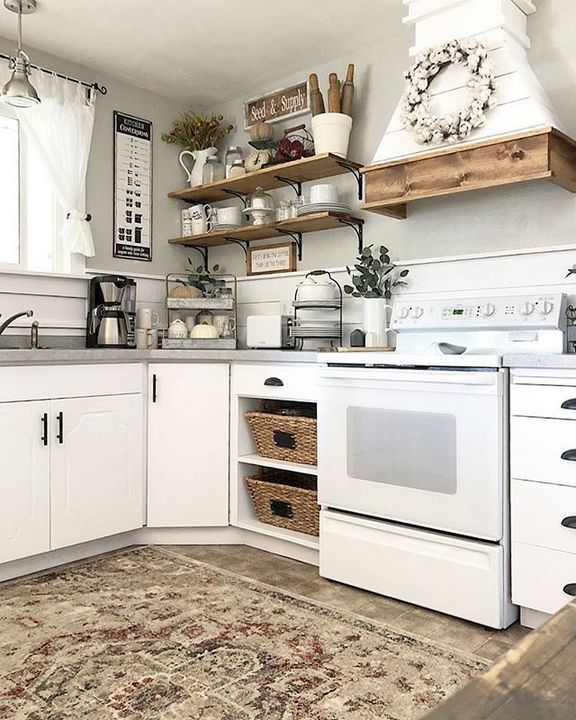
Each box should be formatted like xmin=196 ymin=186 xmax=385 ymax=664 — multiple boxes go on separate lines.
xmin=401 ymin=38 xmax=497 ymax=145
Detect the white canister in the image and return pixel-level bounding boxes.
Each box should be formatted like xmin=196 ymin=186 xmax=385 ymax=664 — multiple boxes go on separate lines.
xmin=168 ymin=319 xmax=188 ymax=339
xmin=362 ymin=298 xmax=393 ymax=348
xmin=311 ymin=113 xmax=353 ymax=158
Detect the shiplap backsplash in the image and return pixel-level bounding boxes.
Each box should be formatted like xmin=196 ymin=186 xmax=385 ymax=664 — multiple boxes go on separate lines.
xmin=2 ymin=243 xmax=576 ymax=346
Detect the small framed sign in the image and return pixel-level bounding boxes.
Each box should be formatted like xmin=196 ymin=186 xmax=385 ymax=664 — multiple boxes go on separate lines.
xmin=244 ymin=81 xmax=309 ymax=129
xmin=247 ymin=242 xmax=297 ymax=276
xmin=113 ymin=111 xmax=153 ymax=262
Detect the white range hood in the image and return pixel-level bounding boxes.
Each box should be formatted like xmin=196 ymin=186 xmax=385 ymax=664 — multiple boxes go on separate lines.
xmin=372 ymin=0 xmax=565 ymax=164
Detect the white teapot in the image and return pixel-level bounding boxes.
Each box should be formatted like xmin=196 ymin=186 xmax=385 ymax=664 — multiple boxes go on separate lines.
xmin=168 ymin=318 xmax=188 ymax=339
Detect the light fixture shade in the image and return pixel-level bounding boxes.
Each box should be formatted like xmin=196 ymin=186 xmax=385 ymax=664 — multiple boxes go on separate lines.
xmin=1 ymin=51 xmax=40 ymax=106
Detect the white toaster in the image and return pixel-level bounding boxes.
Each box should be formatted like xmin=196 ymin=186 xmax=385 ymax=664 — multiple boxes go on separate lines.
xmin=246 ymin=315 xmax=293 ymax=349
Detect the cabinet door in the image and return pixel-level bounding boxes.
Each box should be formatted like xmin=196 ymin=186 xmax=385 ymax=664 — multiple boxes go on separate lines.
xmin=50 ymin=394 xmax=144 ymax=549
xmin=0 ymin=401 xmax=50 ymax=563
xmin=148 ymin=363 xmax=229 ymax=527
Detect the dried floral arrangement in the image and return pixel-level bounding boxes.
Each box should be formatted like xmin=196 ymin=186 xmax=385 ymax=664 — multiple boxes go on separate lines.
xmin=402 ymin=38 xmax=496 ymax=145
xmin=162 ymin=110 xmax=233 ymax=151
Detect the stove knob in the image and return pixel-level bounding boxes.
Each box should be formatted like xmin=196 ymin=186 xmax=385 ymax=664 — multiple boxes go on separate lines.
xmin=410 ymin=306 xmax=424 ymax=319
xmin=538 ymin=300 xmax=554 ymax=316
xmin=398 ymin=306 xmax=410 ymax=320
xmin=519 ymin=301 xmax=535 ymax=317
xmin=480 ymin=303 xmax=496 ymax=318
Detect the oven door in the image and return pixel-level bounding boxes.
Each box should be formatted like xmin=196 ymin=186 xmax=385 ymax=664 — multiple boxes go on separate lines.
xmin=318 ymin=366 xmax=506 ymax=541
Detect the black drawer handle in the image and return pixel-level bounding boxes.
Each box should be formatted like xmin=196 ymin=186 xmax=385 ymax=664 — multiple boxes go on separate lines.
xmin=562 ymin=516 xmax=576 ymax=529
xmin=563 ymin=583 xmax=576 ymax=597
xmin=561 ymin=399 xmax=576 ymax=410
xmin=561 ymin=450 xmax=576 ymax=462
xmin=41 ymin=413 xmax=48 ymax=447
xmin=152 ymin=373 xmax=158 ymax=403
xmin=270 ymin=500 xmax=293 ymax=519
xmin=57 ymin=411 xmax=64 ymax=444
xmin=264 ymin=377 xmax=284 ymax=387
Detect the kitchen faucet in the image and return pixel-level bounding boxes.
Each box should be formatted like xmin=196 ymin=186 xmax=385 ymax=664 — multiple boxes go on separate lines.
xmin=0 ymin=310 xmax=34 ymax=335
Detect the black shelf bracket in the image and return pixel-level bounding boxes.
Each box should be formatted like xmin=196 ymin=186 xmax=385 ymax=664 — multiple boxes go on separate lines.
xmin=336 ymin=160 xmax=364 ymax=200
xmin=222 ymin=189 xmax=248 ymax=207
xmin=338 ymin=217 xmax=364 ymax=254
xmin=188 ymin=245 xmax=209 ymax=271
xmin=274 ymin=175 xmax=302 ymax=198
xmin=223 ymin=237 xmax=249 ymax=257
xmin=276 ymin=229 xmax=303 ymax=261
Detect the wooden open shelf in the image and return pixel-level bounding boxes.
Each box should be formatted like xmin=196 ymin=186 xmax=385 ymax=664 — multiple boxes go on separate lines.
xmin=168 ymin=211 xmax=364 ymax=248
xmin=361 ymin=127 xmax=576 ymax=219
xmin=168 ymin=153 xmax=362 ymax=204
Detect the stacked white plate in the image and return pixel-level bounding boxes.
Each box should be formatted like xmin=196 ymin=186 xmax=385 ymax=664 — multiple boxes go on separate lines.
xmin=212 ymin=223 xmax=243 ymax=232
xmin=296 ymin=202 xmax=352 ymax=216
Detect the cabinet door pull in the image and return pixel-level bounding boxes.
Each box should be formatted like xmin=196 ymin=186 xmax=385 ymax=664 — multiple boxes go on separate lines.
xmin=264 ymin=377 xmax=284 ymax=387
xmin=563 ymin=583 xmax=576 ymax=597
xmin=41 ymin=413 xmax=48 ymax=446
xmin=152 ymin=373 xmax=158 ymax=403
xmin=561 ymin=399 xmax=576 ymax=410
xmin=561 ymin=449 xmax=576 ymax=462
xmin=56 ymin=411 xmax=64 ymax=444
xmin=562 ymin=516 xmax=576 ymax=529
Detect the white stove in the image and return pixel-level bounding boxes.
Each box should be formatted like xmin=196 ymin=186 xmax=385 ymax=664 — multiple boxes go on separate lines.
xmin=317 ymin=293 xmax=567 ymax=629
xmin=321 ymin=293 xmax=567 ymax=368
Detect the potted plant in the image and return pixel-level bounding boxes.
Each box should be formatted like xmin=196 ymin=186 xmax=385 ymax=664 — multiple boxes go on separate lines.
xmin=344 ymin=245 xmax=409 ymax=347
xmin=187 ymin=259 xmax=222 ymax=297
xmin=162 ymin=110 xmax=233 ymax=187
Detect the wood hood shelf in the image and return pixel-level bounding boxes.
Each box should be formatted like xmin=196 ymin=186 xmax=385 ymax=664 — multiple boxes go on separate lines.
xmin=169 ymin=153 xmax=362 ymax=204
xmin=361 ymin=127 xmax=576 ymax=219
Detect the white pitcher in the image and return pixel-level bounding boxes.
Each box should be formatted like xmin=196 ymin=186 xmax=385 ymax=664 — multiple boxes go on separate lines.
xmin=179 ymin=147 xmax=218 ymax=187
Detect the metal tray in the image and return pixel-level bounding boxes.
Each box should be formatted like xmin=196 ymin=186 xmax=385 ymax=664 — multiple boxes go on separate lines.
xmin=166 ymin=297 xmax=234 ymax=311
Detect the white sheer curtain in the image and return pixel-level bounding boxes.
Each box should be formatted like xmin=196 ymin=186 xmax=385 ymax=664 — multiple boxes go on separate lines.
xmin=13 ymin=70 xmax=97 ymax=257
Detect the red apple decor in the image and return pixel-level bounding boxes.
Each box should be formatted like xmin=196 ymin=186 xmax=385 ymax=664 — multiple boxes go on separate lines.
xmin=275 ymin=137 xmax=314 ymax=164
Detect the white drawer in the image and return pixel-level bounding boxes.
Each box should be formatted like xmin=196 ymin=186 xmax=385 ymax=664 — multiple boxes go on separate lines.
xmin=511 ymin=416 xmax=576 ymax=487
xmin=320 ymin=510 xmax=514 ymax=628
xmin=232 ymin=363 xmax=317 ymax=401
xmin=511 ymin=383 xmax=576 ymax=420
xmin=512 ymin=479 xmax=576 ymax=552
xmin=512 ymin=542 xmax=576 ymax=615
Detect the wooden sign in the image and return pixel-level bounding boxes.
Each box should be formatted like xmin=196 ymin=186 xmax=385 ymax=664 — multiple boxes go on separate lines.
xmin=247 ymin=242 xmax=297 ymax=276
xmin=244 ymin=82 xmax=309 ymax=128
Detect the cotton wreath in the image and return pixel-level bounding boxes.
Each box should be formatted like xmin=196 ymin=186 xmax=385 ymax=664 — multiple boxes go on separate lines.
xmin=401 ymin=38 xmax=496 ymax=145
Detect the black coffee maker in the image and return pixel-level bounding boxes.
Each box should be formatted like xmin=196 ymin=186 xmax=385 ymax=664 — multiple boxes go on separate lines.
xmin=86 ymin=275 xmax=136 ymax=348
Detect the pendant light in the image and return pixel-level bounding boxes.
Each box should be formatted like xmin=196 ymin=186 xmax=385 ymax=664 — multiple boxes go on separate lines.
xmin=1 ymin=0 xmax=40 ymax=107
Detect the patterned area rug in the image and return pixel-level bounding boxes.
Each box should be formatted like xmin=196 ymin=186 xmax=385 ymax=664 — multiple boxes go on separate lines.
xmin=0 ymin=547 xmax=487 ymax=719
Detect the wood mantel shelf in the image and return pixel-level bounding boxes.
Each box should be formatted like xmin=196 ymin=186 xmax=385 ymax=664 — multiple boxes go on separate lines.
xmin=168 ymin=154 xmax=362 ymax=204
xmin=361 ymin=127 xmax=576 ymax=219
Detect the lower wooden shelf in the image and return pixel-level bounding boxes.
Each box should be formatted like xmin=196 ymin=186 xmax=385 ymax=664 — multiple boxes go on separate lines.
xmin=362 ymin=127 xmax=576 ymax=219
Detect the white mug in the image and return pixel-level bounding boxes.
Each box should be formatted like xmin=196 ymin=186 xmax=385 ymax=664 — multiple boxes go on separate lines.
xmin=310 ymin=183 xmax=338 ymax=204
xmin=135 ymin=328 xmax=155 ymax=349
xmin=189 ymin=203 xmax=214 ymax=223
xmin=191 ymin=218 xmax=213 ymax=235
xmin=215 ymin=205 xmax=243 ymax=226
xmin=136 ymin=307 xmax=160 ymax=330
xmin=213 ymin=315 xmax=236 ymax=337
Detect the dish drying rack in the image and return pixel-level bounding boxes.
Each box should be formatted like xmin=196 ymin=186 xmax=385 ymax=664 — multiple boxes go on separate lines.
xmin=291 ymin=270 xmax=343 ymax=350
xmin=164 ymin=272 xmax=238 ymax=349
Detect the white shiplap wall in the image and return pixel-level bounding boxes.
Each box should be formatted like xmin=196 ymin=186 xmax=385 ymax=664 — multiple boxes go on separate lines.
xmin=2 ymin=242 xmax=576 ymax=345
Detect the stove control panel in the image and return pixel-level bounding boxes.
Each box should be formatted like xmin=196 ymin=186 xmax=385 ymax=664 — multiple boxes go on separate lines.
xmin=392 ymin=294 xmax=567 ymax=331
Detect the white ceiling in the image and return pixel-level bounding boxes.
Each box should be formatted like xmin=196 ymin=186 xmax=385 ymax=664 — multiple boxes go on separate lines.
xmin=0 ymin=0 xmax=405 ymax=105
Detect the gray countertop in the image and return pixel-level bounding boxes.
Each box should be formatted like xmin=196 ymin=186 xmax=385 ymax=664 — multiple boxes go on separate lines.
xmin=504 ymin=354 xmax=576 ymax=369
xmin=0 ymin=348 xmax=318 ymax=365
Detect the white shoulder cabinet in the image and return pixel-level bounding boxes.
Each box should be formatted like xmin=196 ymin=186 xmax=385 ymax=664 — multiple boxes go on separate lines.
xmin=0 ymin=364 xmax=145 ymax=564
xmin=0 ymin=401 xmax=50 ymax=564
xmin=147 ymin=363 xmax=230 ymax=527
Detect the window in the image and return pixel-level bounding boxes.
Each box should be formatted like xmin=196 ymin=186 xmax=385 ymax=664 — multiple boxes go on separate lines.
xmin=0 ymin=105 xmax=74 ymax=274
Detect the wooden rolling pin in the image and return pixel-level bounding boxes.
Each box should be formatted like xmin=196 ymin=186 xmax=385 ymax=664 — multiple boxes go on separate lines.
xmin=309 ymin=73 xmax=325 ymax=115
xmin=328 ymin=73 xmax=341 ymax=113
xmin=341 ymin=64 xmax=355 ymax=116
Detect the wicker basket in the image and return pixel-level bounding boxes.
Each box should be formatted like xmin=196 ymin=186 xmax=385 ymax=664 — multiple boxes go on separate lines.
xmin=245 ymin=469 xmax=319 ymax=536
xmin=245 ymin=410 xmax=317 ymax=465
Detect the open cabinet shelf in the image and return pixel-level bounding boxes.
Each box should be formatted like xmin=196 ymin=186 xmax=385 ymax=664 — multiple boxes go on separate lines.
xmin=238 ymin=453 xmax=318 ymax=476
xmin=361 ymin=127 xmax=576 ymax=219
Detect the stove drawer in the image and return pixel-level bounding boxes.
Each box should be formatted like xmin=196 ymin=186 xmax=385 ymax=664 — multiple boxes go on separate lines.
xmin=512 ymin=542 xmax=576 ymax=615
xmin=512 ymin=479 xmax=576 ymax=553
xmin=511 ymin=417 xmax=576 ymax=487
xmin=511 ymin=383 xmax=576 ymax=420
xmin=320 ymin=510 xmax=515 ymax=628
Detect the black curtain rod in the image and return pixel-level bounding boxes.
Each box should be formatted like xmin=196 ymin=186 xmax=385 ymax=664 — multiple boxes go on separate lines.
xmin=0 ymin=52 xmax=107 ymax=95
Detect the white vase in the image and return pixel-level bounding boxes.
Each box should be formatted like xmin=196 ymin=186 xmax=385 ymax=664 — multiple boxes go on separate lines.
xmin=178 ymin=147 xmax=218 ymax=187
xmin=362 ymin=298 xmax=393 ymax=348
